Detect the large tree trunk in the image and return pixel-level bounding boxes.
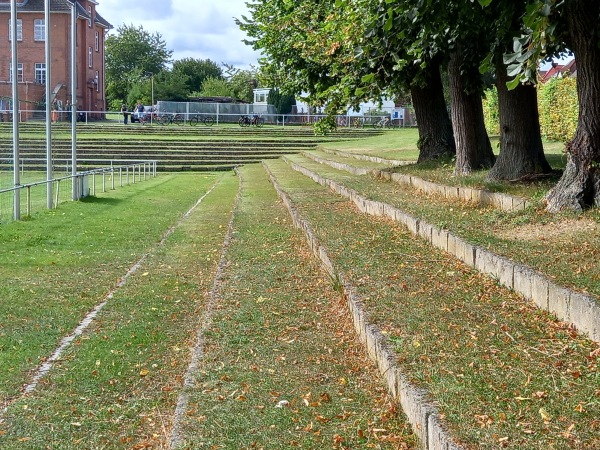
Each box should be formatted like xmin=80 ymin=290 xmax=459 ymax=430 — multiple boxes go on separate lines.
xmin=487 ymin=63 xmax=552 ymax=181
xmin=410 ymin=62 xmax=456 ymax=163
xmin=545 ymin=0 xmax=600 ymax=212
xmin=448 ymin=50 xmax=495 ymax=175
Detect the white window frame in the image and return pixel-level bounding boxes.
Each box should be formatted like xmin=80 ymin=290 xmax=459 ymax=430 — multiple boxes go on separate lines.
xmin=88 ymin=6 xmax=92 ymax=28
xmin=9 ymin=62 xmax=24 ymax=83
xmin=95 ymin=31 xmax=99 ymax=51
xmin=8 ymin=19 xmax=23 ymax=41
xmin=95 ymin=71 xmax=99 ymax=92
xmin=35 ymin=63 xmax=46 ymax=84
xmin=34 ymin=19 xmax=45 ymax=41
xmin=88 ymin=47 xmax=93 ymax=68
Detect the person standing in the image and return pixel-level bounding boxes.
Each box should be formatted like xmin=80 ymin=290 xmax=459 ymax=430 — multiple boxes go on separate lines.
xmin=66 ymin=100 xmax=72 ymax=122
xmin=51 ymin=99 xmax=59 ymax=123
xmin=135 ymin=101 xmax=145 ymax=123
xmin=121 ymin=103 xmax=128 ymax=124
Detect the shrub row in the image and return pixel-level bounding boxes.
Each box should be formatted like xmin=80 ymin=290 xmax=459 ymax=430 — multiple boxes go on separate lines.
xmin=483 ymin=76 xmax=578 ymax=143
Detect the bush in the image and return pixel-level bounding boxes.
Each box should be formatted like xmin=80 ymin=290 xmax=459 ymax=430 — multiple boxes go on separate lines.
xmin=313 ymin=116 xmax=337 ymax=136
xmin=538 ymin=77 xmax=578 ymax=142
xmin=481 ymin=77 xmax=578 ymax=143
xmin=482 ymin=87 xmax=500 ymax=136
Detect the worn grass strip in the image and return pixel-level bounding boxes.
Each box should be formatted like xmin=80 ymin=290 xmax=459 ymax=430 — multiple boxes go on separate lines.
xmin=173 ymin=164 xmax=415 ymax=449
xmin=169 ymin=172 xmax=240 ymax=448
xmin=0 ymin=172 xmax=238 ymax=448
xmin=284 ymin=153 xmax=600 ymax=302
xmin=0 ymin=173 xmax=221 ymax=406
xmin=264 ymin=158 xmax=599 ymax=449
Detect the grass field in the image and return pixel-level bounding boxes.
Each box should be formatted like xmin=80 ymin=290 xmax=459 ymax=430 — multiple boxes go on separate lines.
xmin=0 ymin=128 xmax=597 ymax=449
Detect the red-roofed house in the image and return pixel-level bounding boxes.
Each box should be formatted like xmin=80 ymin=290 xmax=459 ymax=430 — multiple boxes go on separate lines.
xmin=538 ymin=59 xmax=577 ymax=84
xmin=0 ymin=0 xmax=111 ymax=120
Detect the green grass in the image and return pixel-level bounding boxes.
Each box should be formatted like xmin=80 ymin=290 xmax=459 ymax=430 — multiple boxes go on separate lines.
xmin=0 ymin=167 xmax=415 ymax=449
xmin=173 ymin=165 xmax=414 ymax=449
xmin=0 ymin=172 xmax=238 ymax=449
xmin=0 ymin=126 xmax=597 ymax=449
xmin=265 ymin=158 xmax=600 ymax=450
xmin=284 ymin=152 xmax=600 ymax=299
xmin=321 ymin=129 xmax=568 ymax=198
xmin=0 ymin=173 xmax=225 ymax=408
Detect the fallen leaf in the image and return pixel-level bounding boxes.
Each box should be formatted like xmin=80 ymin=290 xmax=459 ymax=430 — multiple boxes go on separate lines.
xmin=539 ymin=407 xmax=552 ymax=421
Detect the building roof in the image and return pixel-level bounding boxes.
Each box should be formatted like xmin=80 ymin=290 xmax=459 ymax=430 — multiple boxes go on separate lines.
xmin=538 ymin=59 xmax=577 ymax=83
xmin=0 ymin=0 xmax=73 ymax=13
xmin=0 ymin=0 xmax=112 ymax=28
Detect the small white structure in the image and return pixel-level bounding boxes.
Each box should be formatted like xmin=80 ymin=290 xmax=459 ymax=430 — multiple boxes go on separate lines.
xmin=293 ymin=95 xmax=403 ymax=119
xmin=251 ymin=88 xmax=411 ymax=125
xmin=253 ymin=88 xmax=270 ymax=105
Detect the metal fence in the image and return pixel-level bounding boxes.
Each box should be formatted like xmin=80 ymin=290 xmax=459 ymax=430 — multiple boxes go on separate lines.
xmin=0 ymin=160 xmax=157 ymax=224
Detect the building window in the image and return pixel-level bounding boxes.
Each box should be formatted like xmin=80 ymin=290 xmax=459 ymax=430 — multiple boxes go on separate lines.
xmin=8 ymin=19 xmax=23 ymax=41
xmin=88 ymin=6 xmax=92 ymax=28
xmin=34 ymin=19 xmax=45 ymax=41
xmin=95 ymin=31 xmax=99 ymax=51
xmin=9 ymin=63 xmax=24 ymax=83
xmin=88 ymin=47 xmax=93 ymax=68
xmin=35 ymin=63 xmax=46 ymax=84
xmin=95 ymin=71 xmax=99 ymax=92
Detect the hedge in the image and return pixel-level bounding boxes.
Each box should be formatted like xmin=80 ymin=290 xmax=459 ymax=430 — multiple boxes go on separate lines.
xmin=483 ymin=76 xmax=578 ymax=143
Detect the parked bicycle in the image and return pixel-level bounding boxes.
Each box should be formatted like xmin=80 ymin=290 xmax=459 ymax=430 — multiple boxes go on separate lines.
xmin=373 ymin=116 xmax=392 ymax=128
xmin=189 ymin=115 xmax=215 ymax=126
xmin=239 ymin=114 xmax=264 ymax=128
xmin=158 ymin=113 xmax=185 ymax=126
xmin=352 ymin=117 xmax=364 ymax=128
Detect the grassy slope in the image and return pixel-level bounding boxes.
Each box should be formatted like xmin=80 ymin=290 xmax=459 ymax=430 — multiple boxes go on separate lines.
xmin=265 ymin=157 xmax=599 ymax=450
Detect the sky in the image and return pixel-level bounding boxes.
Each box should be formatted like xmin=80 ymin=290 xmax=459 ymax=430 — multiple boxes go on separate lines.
xmin=97 ymin=0 xmax=263 ymax=70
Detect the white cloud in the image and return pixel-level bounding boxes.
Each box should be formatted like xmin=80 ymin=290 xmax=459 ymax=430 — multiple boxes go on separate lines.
xmin=99 ymin=0 xmax=261 ymax=69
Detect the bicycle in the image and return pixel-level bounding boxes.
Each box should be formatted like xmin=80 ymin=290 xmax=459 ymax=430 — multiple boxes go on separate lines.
xmin=189 ymin=115 xmax=215 ymax=126
xmin=158 ymin=113 xmax=185 ymax=126
xmin=352 ymin=117 xmax=364 ymax=128
xmin=239 ymin=114 xmax=264 ymax=127
xmin=372 ymin=116 xmax=392 ymax=128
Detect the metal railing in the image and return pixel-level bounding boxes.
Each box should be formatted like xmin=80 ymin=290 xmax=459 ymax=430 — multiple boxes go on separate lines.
xmin=0 ymin=160 xmax=157 ymax=223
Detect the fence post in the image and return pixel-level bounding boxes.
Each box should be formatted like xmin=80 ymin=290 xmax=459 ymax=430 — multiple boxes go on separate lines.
xmin=119 ymin=167 xmax=123 ymax=187
xmin=102 ymin=171 xmax=106 ymax=193
xmin=111 ymin=167 xmax=115 ymax=190
xmin=55 ymin=180 xmax=60 ymax=207
xmin=26 ymin=186 xmax=31 ymax=217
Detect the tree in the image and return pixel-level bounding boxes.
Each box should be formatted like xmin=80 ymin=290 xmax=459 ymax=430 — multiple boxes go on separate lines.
xmin=105 ymin=24 xmax=173 ymax=107
xmin=172 ymin=58 xmax=223 ymax=93
xmin=474 ymin=0 xmax=551 ymax=181
xmin=505 ymin=0 xmax=600 ymax=211
xmin=199 ymin=77 xmax=233 ymax=98
xmin=268 ymin=88 xmax=296 ymax=115
xmin=229 ymin=70 xmax=259 ymax=103
xmin=239 ymin=1 xmax=455 ymax=161
xmin=125 ymin=69 xmax=190 ymax=106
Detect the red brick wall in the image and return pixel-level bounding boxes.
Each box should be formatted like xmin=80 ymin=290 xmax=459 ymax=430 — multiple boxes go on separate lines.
xmin=0 ymin=2 xmax=106 ymax=120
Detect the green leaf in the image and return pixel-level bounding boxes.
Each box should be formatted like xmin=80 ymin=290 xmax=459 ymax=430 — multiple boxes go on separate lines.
xmin=506 ymin=76 xmax=521 ymax=91
xmin=361 ymin=73 xmax=375 ymax=83
xmin=507 ymin=63 xmax=522 ymax=78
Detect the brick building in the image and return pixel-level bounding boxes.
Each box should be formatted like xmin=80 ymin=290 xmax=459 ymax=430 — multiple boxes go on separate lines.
xmin=0 ymin=0 xmax=111 ymax=120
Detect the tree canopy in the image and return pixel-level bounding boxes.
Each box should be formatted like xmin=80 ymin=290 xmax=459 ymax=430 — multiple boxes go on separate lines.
xmin=105 ymin=24 xmax=173 ymax=107
xmin=172 ymin=58 xmax=224 ymax=94
xmin=104 ymin=25 xmax=255 ymax=108
xmin=240 ymin=0 xmax=600 ymax=211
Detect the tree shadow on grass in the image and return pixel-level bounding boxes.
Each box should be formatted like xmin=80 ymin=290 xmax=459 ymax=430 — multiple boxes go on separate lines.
xmin=79 ymin=196 xmax=123 ymax=206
